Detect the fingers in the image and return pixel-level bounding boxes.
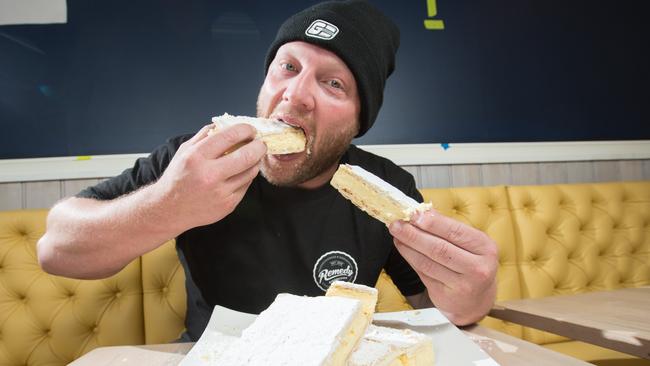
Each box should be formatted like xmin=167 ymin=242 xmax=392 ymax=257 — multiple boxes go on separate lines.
xmin=215 ymin=138 xmax=267 ymax=177
xmin=394 ymin=238 xmax=461 ymax=287
xmin=389 ymin=220 xmax=477 ymax=273
xmin=414 ymin=271 xmax=448 ymax=297
xmin=196 ymin=124 xmax=258 ymax=158
xmin=228 ymin=175 xmax=257 ymax=206
xmin=186 ymin=124 xmax=215 ymax=145
xmin=226 ymin=161 xmax=261 ymax=189
xmin=410 ymin=210 xmax=494 ymax=255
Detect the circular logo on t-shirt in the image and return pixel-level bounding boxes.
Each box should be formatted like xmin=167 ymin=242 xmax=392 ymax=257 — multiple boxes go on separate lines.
xmin=313 ymin=250 xmax=358 ymax=291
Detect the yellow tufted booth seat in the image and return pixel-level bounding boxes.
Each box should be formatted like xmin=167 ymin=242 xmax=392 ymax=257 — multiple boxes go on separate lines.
xmin=419 ymin=181 xmax=650 ymax=366
xmin=0 ymin=210 xmax=145 ymax=366
xmin=1 ymin=181 xmax=648 ymax=365
xmin=0 ymin=210 xmax=412 ymax=366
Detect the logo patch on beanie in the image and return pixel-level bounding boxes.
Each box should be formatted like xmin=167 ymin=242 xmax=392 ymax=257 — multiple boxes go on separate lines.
xmin=305 ymin=19 xmax=339 ymax=40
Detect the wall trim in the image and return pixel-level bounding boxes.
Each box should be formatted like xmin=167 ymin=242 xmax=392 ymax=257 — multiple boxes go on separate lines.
xmin=1 ymin=140 xmax=649 ymax=183
xmin=364 ymin=140 xmax=650 ymax=166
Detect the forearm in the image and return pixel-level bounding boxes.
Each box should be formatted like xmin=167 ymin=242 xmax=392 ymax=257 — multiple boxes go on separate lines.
xmin=37 ymin=183 xmax=185 ymax=279
xmin=37 ymin=124 xmax=265 ymax=280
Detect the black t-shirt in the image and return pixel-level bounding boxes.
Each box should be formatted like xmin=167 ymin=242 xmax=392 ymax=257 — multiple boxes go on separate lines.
xmin=78 ymin=135 xmax=425 ymax=340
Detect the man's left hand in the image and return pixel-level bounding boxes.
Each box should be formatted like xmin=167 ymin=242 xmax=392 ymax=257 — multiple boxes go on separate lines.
xmin=389 ymin=209 xmax=498 ymax=326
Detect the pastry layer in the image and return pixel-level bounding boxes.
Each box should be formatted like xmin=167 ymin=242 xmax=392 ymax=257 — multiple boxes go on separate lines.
xmin=209 ymin=113 xmax=306 ymax=154
xmin=330 ymin=164 xmax=432 ymax=225
xmin=350 ymin=325 xmax=435 ymax=366
xmin=326 ymin=281 xmax=378 ymax=324
xmin=349 ymin=336 xmax=404 ymax=366
xmin=214 ymin=293 xmax=367 ymax=365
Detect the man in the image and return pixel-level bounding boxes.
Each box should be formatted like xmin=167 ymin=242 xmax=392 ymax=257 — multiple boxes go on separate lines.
xmin=37 ymin=0 xmax=497 ymax=341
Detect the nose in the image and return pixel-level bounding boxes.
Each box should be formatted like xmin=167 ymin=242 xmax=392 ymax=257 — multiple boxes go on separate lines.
xmin=282 ymin=72 xmax=315 ymax=112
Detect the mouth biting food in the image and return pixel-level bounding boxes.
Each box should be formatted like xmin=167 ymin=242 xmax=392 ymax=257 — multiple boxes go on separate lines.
xmin=209 ymin=113 xmax=306 ymax=154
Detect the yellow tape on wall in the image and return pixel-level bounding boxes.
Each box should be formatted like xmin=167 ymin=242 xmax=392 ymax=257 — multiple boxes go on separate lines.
xmin=424 ymin=0 xmax=445 ymax=30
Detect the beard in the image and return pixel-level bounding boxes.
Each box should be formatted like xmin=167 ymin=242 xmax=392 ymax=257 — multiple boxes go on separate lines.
xmin=256 ymin=109 xmax=358 ymax=187
xmin=260 ymin=126 xmax=355 ymax=187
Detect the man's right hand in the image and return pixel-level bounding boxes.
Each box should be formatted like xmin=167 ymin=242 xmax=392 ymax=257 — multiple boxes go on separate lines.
xmin=155 ymin=123 xmax=267 ymax=231
xmin=37 ymin=123 xmax=266 ymax=280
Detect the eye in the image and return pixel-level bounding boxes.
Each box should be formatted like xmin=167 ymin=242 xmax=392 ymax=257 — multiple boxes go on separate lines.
xmin=329 ymin=79 xmax=343 ymax=89
xmin=281 ymin=62 xmax=297 ymax=72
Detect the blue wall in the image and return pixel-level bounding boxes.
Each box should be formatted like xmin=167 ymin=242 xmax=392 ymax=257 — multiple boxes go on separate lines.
xmin=1 ymin=0 xmax=648 ymax=158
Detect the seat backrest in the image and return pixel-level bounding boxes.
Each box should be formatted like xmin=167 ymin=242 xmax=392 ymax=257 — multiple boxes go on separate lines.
xmin=10 ymin=182 xmax=642 ymax=354
xmin=506 ymin=181 xmax=650 ymax=344
xmin=141 ymin=240 xmax=186 ymax=344
xmin=420 ymin=186 xmax=524 ymax=338
xmin=0 ymin=209 xmax=144 ymax=366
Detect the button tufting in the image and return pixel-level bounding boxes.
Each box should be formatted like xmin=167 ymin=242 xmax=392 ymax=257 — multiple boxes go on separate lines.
xmin=92 ymin=326 xmax=99 ymax=333
xmin=162 ymin=287 xmax=169 ymax=293
xmin=115 ymin=291 xmax=122 ymax=298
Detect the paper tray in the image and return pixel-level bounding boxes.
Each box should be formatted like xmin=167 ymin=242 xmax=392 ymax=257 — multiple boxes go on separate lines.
xmin=181 ymin=305 xmax=499 ymax=366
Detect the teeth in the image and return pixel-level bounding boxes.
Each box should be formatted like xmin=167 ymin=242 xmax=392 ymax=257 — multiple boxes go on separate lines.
xmin=276 ymin=117 xmax=305 ymax=135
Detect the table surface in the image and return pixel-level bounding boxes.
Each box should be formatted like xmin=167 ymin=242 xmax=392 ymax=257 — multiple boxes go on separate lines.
xmin=489 ymin=286 xmax=650 ymax=359
xmin=68 ymin=324 xmax=591 ymax=366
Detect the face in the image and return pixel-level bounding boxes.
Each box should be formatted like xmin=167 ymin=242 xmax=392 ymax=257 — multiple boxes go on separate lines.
xmin=256 ymin=41 xmax=361 ymax=188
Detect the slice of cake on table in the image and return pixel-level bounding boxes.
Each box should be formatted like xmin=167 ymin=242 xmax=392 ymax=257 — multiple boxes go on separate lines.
xmin=197 ymin=281 xmax=434 ymax=365
xmin=326 ymin=280 xmax=378 ymax=324
xmin=349 ymin=325 xmax=435 ymax=366
xmin=330 ymin=164 xmax=432 ymax=225
xmin=209 ymin=113 xmax=306 ymax=154
xmin=326 ymin=281 xmax=434 ymax=366
xmin=213 ymin=292 xmax=370 ymax=365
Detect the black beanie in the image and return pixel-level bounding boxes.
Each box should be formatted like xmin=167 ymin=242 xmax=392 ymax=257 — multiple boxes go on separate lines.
xmin=264 ymin=0 xmax=400 ymax=137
